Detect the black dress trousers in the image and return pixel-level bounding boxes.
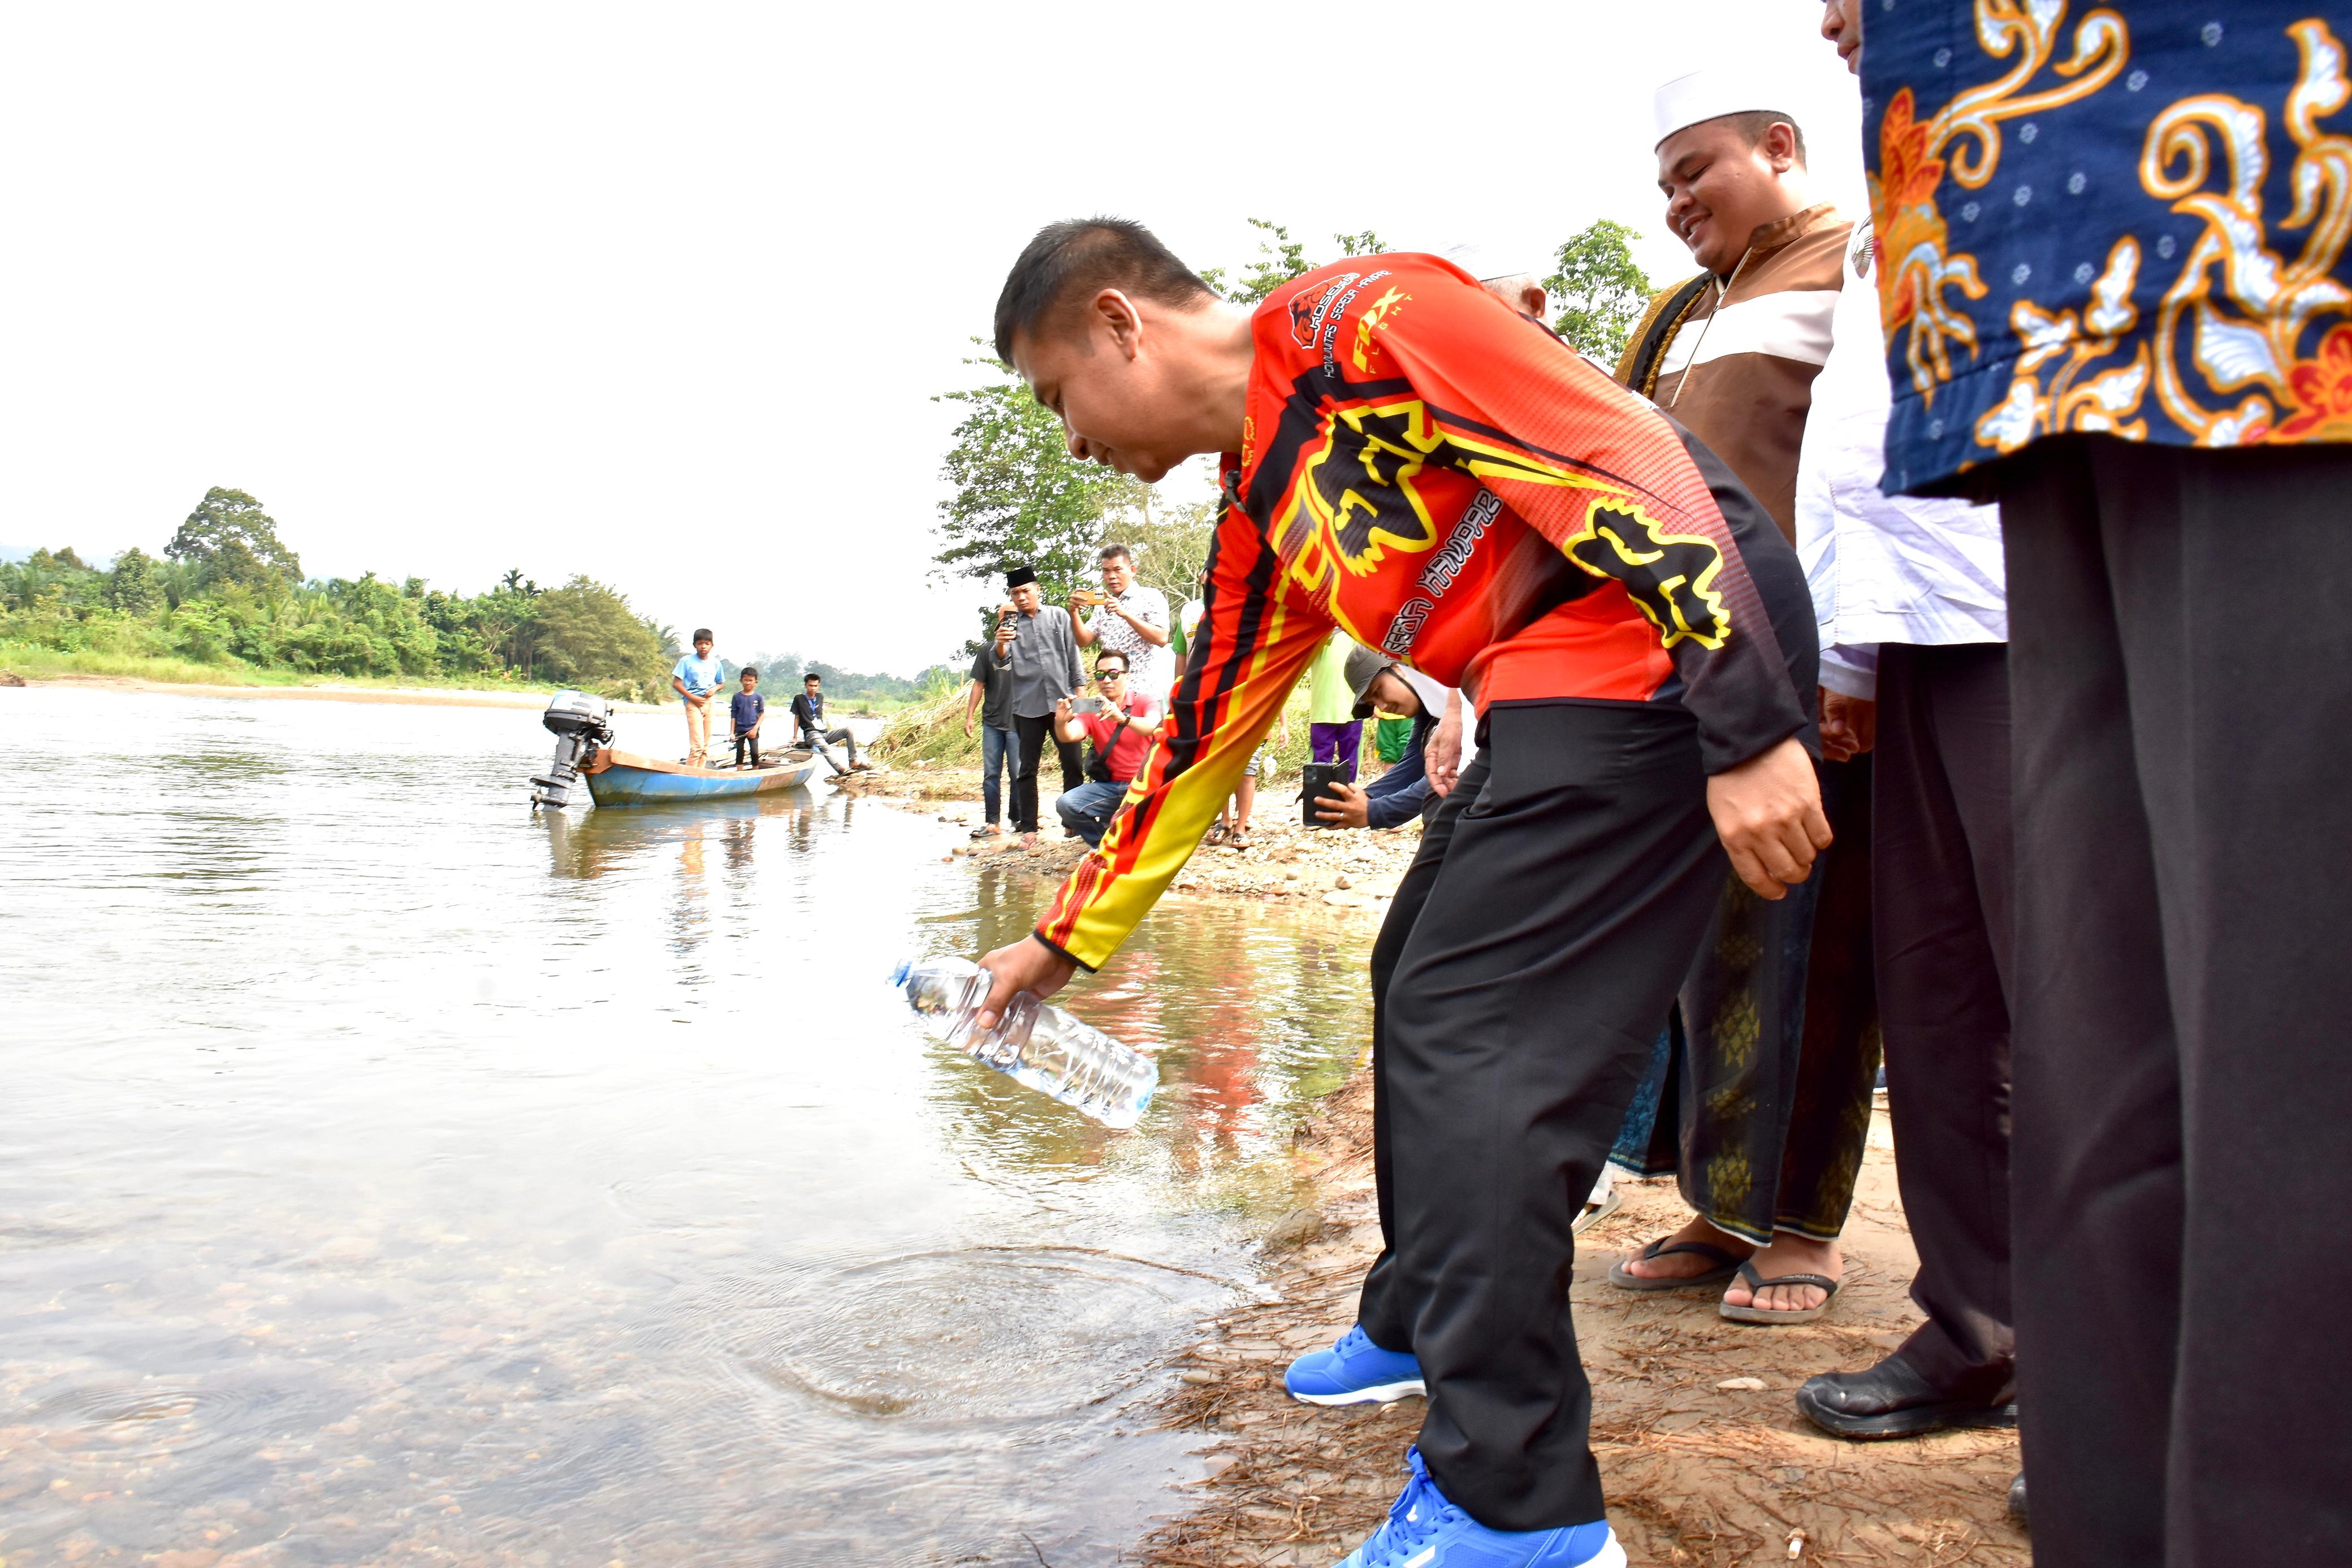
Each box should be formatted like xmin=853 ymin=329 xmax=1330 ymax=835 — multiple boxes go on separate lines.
xmin=1998 ymin=435 xmax=2352 ymax=1567
xmin=1377 ymin=703 xmax=1728 ymax=1530
xmin=1010 ymin=713 xmax=1082 ymax=833
xmin=1870 ymin=640 xmax=2015 ymax=1399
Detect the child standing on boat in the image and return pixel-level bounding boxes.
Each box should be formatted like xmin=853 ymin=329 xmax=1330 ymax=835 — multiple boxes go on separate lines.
xmin=670 ymin=629 xmax=724 ymax=765
xmin=729 ymin=666 xmax=766 ymax=769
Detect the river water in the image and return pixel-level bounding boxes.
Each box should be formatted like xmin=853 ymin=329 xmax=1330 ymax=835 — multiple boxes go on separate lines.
xmin=0 ymin=688 xmax=1373 ymax=1566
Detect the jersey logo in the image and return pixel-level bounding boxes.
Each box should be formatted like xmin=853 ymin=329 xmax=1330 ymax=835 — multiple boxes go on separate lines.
xmin=1292 ymin=401 xmax=1452 ymax=576
xmin=1563 ymin=500 xmax=1728 ymax=649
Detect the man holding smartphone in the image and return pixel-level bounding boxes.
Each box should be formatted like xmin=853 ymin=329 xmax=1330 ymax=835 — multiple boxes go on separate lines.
xmin=1051 ymin=651 xmax=1158 ymax=847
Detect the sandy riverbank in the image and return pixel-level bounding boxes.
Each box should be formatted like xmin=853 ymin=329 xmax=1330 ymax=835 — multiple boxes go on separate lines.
xmin=1140 ymin=1073 xmax=2026 ymax=1567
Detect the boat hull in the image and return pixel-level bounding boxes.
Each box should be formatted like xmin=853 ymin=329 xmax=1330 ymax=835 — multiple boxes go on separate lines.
xmin=582 ymin=747 xmax=823 ymax=805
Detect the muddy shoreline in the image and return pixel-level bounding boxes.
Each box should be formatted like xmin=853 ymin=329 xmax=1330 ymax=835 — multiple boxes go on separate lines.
xmin=1139 ymin=1074 xmax=2026 ymax=1567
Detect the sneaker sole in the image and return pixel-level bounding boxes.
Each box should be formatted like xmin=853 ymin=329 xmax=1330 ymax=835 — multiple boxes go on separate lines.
xmin=1286 ymin=1377 xmax=1426 ymax=1407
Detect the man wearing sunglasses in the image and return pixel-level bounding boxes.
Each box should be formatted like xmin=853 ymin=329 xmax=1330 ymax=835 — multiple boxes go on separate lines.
xmin=1051 ymin=653 xmax=1160 ymax=848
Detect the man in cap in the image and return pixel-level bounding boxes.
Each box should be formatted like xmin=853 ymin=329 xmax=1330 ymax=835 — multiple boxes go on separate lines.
xmin=970 ymin=215 xmax=1825 ymax=1567
xmin=1609 ymin=69 xmax=1878 ymax=1324
xmin=993 ymin=565 xmax=1086 ymax=846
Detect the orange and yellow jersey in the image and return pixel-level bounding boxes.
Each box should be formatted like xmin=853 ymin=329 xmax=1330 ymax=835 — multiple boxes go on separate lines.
xmin=1035 ymin=254 xmax=1816 ymax=971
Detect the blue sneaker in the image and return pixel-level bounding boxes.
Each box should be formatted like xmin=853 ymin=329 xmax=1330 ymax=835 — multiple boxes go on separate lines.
xmin=1335 ymin=1449 xmax=1625 ymax=1567
xmin=1284 ymin=1324 xmax=1426 ymax=1406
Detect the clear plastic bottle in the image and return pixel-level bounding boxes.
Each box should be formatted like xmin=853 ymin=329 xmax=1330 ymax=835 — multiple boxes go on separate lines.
xmin=889 ymin=956 xmax=1157 ymax=1129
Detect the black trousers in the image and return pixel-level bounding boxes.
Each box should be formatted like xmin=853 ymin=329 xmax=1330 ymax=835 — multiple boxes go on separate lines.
xmin=733 ymin=733 xmax=761 ymax=768
xmin=1358 ymin=754 xmax=1485 ymax=1353
xmin=1871 ymin=642 xmax=2014 ymax=1400
xmin=1011 ymin=713 xmax=1082 ymax=833
xmin=1360 ymin=703 xmax=1728 ymax=1529
xmin=1998 ymin=437 xmax=2352 ymax=1566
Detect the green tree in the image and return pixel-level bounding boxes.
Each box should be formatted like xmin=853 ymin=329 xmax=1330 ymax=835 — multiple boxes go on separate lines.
xmin=932 ymin=348 xmax=1145 ymax=607
xmin=167 ymin=487 xmax=302 ymax=589
xmin=1544 ymin=219 xmax=1655 ymax=365
xmin=1202 ymin=218 xmax=1393 ymax=305
xmin=106 ymin=546 xmax=166 ymax=616
xmin=531 ymin=575 xmax=666 ymax=694
xmin=1107 ymin=492 xmax=1217 ymax=606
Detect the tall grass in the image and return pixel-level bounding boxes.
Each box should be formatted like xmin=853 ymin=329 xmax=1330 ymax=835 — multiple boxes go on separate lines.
xmin=870 ymin=678 xmax=1323 ymax=777
xmin=0 ymin=642 xmax=573 ymax=694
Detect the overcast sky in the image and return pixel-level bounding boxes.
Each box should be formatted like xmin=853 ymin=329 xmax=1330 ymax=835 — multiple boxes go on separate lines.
xmin=3 ymin=1 xmax=1864 ymax=675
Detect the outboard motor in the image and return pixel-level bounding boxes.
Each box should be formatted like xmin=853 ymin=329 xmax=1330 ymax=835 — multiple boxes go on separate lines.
xmin=530 ymin=690 xmax=614 ymax=808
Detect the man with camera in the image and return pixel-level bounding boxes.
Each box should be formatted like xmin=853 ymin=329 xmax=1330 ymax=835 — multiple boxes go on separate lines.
xmin=1050 ymin=651 xmax=1159 ymax=848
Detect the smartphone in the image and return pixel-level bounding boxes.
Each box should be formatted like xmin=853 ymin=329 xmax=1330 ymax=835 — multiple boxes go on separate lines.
xmin=1071 ymin=696 xmax=1106 ymax=714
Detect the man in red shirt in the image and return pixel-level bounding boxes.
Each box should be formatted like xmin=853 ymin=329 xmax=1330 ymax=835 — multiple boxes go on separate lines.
xmin=1051 ymin=650 xmax=1158 ymax=847
xmin=974 ymin=219 xmax=1827 ymax=1566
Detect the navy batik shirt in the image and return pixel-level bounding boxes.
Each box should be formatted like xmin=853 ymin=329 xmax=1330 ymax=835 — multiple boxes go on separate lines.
xmin=1861 ymin=3 xmax=2352 ymax=496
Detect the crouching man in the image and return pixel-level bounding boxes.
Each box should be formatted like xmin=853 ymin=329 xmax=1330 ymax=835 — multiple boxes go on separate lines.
xmin=1051 ymin=651 xmax=1158 ymax=846
xmin=969 ymin=218 xmax=1826 ymax=1568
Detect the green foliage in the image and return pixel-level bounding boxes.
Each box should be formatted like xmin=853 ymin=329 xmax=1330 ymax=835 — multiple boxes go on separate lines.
xmin=932 ymin=347 xmax=1148 ymax=609
xmin=1112 ymin=493 xmax=1217 ymax=608
xmin=0 ymin=491 xmax=691 ymax=698
xmin=167 ymin=487 xmax=303 ymax=590
xmin=530 ymin=576 xmax=669 ymax=697
xmin=1545 ymin=219 xmax=1656 ymax=365
xmin=106 ymin=547 xmax=165 ymax=617
xmin=1201 ymin=218 xmax=1394 ymax=305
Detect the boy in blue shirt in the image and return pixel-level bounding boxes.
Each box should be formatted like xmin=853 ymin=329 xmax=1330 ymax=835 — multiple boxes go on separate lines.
xmin=670 ymin=627 xmax=723 ymax=765
xmin=729 ymin=666 xmax=766 ymax=769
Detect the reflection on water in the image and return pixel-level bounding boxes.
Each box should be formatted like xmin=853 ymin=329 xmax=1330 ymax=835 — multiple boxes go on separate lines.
xmin=0 ymin=689 xmax=1374 ymax=1565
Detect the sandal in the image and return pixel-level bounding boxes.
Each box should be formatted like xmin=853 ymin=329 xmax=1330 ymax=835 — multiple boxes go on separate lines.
xmin=969 ymin=824 xmax=1000 ymax=840
xmin=1571 ymin=1188 xmax=1624 ymax=1236
xmin=1607 ymin=1237 xmax=1750 ymax=1292
xmin=1205 ymin=822 xmax=1230 ymax=846
xmin=1229 ymin=827 xmax=1253 ymax=850
xmin=1718 ymin=1259 xmax=1842 ymax=1324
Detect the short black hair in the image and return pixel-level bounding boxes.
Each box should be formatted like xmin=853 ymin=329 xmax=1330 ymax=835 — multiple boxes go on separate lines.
xmin=693 ymin=627 xmax=714 ymax=643
xmin=804 ymin=672 xmax=820 ymax=683
xmin=1098 ymin=543 xmax=1133 ymax=564
xmin=1725 ymin=110 xmax=1808 ymax=166
xmin=993 ymin=218 xmax=1216 ymax=363
xmin=1096 ymin=653 xmax=1129 ymax=672
xmin=741 ymin=666 xmax=759 ymax=679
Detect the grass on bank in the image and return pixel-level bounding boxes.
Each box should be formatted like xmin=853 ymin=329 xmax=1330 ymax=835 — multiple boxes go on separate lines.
xmin=0 ymin=642 xmax=576 ymax=694
xmin=872 ymin=681 xmax=1322 ymax=778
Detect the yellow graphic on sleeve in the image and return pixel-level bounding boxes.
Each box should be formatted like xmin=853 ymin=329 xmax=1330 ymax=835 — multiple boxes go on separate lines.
xmin=1352 ymin=287 xmax=1411 ymax=373
xmin=1563 ymin=499 xmax=1730 ymax=650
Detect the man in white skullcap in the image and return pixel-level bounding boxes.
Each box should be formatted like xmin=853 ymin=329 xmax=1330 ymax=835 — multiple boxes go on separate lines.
xmin=1609 ymin=66 xmax=1877 ymax=1329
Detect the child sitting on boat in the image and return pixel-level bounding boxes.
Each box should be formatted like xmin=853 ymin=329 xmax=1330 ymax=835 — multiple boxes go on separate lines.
xmin=730 ymin=667 xmax=767 ymax=769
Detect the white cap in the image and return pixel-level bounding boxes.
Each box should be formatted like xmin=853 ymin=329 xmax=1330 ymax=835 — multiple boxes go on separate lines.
xmin=1440 ymin=240 xmax=1538 ymax=283
xmin=1652 ymin=66 xmax=1790 ymax=148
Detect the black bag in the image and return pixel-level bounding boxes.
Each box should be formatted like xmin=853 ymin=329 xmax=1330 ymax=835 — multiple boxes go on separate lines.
xmin=1083 ymin=744 xmax=1116 ymax=785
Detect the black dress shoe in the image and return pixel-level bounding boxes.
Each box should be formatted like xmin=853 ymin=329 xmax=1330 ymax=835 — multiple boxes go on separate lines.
xmin=2007 ymin=1472 xmax=2028 ymax=1528
xmin=1795 ymin=1354 xmax=2017 ymax=1440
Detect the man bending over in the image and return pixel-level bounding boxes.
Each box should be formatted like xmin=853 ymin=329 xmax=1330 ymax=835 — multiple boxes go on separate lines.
xmin=970 ymin=218 xmax=1826 ymax=1568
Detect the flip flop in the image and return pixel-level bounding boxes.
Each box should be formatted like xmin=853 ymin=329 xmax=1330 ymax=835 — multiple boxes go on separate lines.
xmin=1607 ymin=1237 xmax=1750 ymax=1292
xmin=1205 ymin=822 xmax=1230 ymax=846
xmin=1719 ymin=1260 xmax=1843 ymax=1324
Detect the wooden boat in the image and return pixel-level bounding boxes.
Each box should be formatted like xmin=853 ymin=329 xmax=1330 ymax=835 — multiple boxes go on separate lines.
xmin=581 ymin=746 xmax=825 ymax=805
